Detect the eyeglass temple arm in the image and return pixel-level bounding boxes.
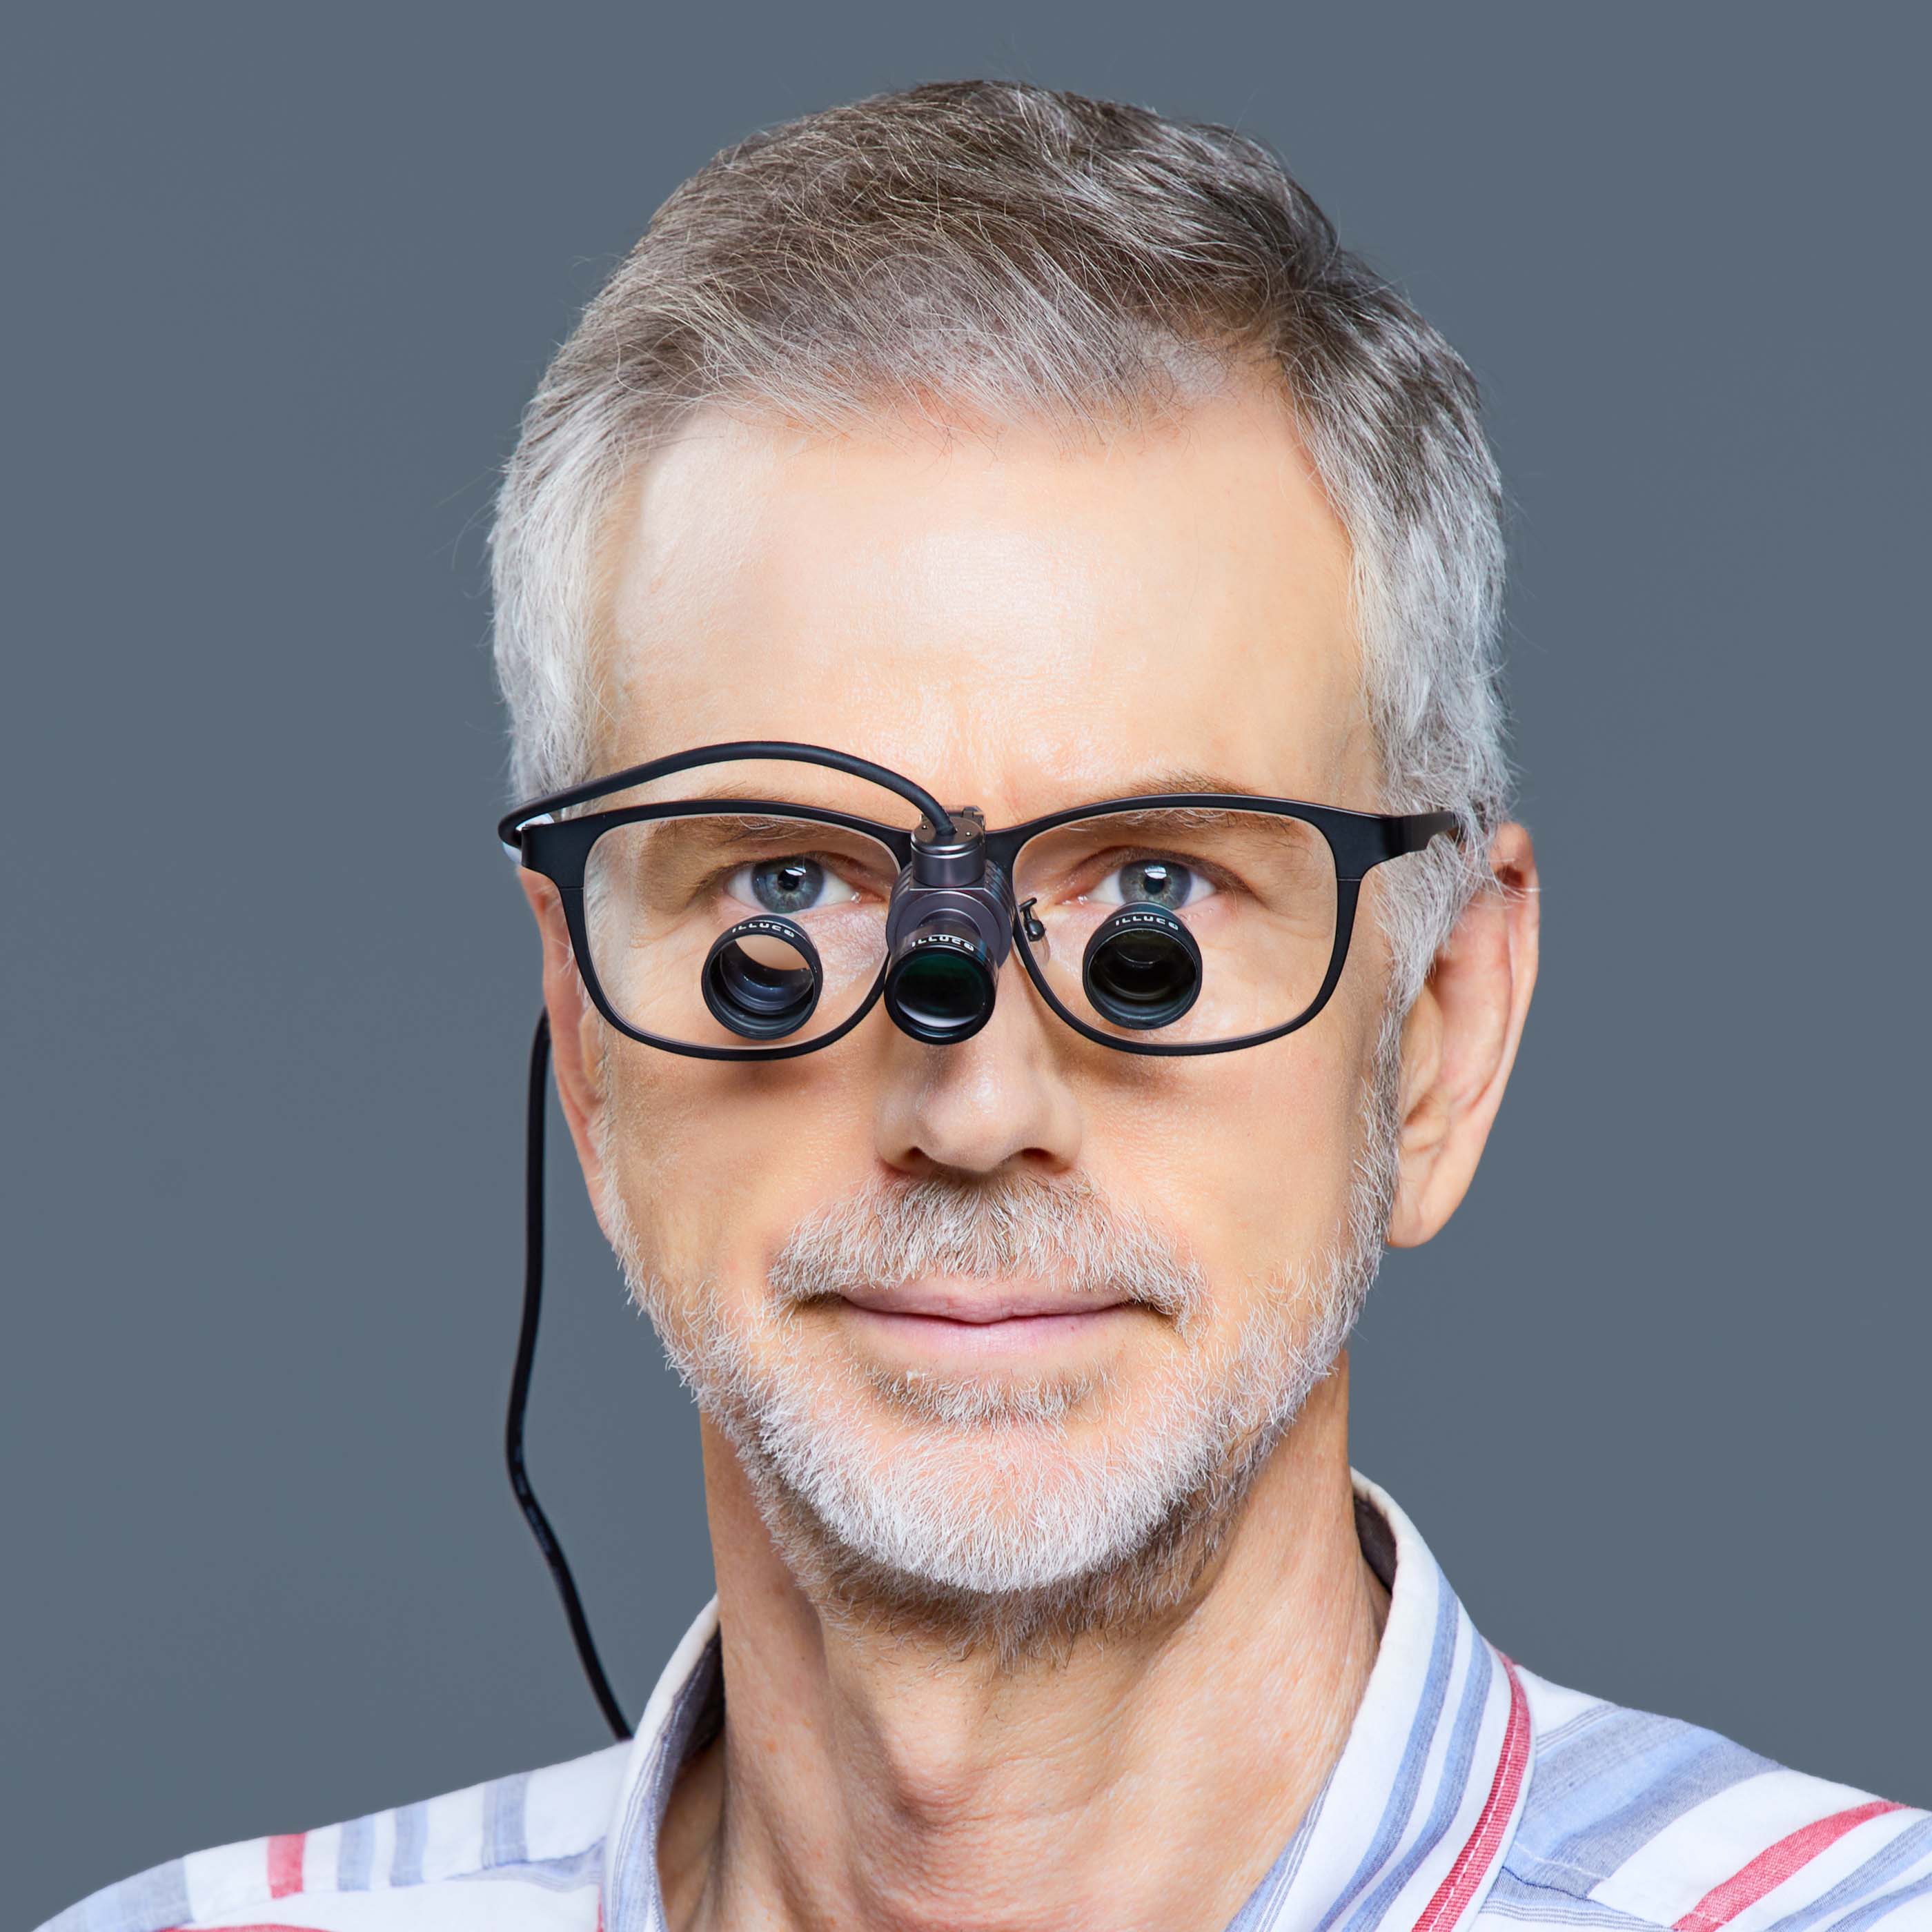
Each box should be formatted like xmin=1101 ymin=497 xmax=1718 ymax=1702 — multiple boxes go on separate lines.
xmin=506 ymin=1009 xmax=633 ymax=1742
xmin=1387 ymin=809 xmax=1464 ymax=862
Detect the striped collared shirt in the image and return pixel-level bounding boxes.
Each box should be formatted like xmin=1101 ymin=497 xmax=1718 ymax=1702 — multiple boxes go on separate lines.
xmin=42 ymin=1475 xmax=1931 ymax=1932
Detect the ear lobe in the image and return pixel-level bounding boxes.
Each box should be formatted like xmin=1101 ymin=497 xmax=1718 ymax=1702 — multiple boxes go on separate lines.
xmin=516 ymin=871 xmax=611 ymax=1219
xmin=1385 ymin=822 xmax=1539 ymax=1249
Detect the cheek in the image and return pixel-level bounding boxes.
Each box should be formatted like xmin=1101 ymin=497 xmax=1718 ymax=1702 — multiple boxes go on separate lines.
xmin=1082 ymin=1019 xmax=1371 ymax=1290
xmin=600 ymin=1044 xmax=874 ymax=1297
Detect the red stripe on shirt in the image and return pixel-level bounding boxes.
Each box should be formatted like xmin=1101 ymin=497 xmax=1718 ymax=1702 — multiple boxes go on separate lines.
xmin=1673 ymin=1799 xmax=1907 ymax=1932
xmin=266 ymin=1832 xmax=306 ymax=1898
xmin=1413 ymin=1655 xmax=1532 ymax=1932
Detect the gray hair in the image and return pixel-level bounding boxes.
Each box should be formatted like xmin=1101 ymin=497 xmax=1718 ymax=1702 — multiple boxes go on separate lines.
xmin=490 ymin=80 xmax=1510 ymax=1005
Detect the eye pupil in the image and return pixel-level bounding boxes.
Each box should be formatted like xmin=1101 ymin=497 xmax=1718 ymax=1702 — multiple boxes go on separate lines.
xmin=1125 ymin=859 xmax=1190 ymax=909
xmin=753 ymin=858 xmax=823 ymax=914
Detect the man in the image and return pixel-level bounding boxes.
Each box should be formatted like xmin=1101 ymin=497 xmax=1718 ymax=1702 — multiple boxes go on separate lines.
xmin=48 ymin=79 xmax=1924 ymax=1932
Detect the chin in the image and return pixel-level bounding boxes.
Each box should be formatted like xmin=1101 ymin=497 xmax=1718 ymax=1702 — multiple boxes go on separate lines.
xmin=743 ymin=1399 xmax=1290 ymax=1663
xmin=698 ymin=1339 xmax=1296 ymax=1659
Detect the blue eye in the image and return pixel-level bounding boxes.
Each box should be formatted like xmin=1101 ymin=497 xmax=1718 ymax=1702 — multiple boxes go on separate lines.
xmin=728 ymin=857 xmax=858 ymax=915
xmin=1094 ymin=857 xmax=1211 ymax=911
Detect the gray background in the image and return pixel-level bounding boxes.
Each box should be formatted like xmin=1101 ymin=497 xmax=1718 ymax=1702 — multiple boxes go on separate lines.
xmin=6 ymin=5 xmax=1927 ymax=1922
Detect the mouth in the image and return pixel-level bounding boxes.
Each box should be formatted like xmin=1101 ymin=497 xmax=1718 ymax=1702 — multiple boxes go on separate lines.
xmin=829 ymin=1278 xmax=1143 ymax=1363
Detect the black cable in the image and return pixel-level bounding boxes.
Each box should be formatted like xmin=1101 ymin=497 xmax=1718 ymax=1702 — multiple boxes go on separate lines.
xmin=505 ymin=1009 xmax=633 ymax=1742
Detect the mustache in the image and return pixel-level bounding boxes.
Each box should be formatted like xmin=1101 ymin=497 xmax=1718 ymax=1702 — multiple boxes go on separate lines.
xmin=767 ymin=1172 xmax=1207 ymax=1323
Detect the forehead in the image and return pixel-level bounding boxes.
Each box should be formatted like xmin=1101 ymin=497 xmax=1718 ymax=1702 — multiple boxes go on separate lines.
xmin=595 ymin=392 xmax=1374 ymax=816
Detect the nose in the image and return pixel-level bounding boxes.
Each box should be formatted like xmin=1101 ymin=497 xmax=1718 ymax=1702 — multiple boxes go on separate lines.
xmin=874 ymin=958 xmax=1083 ymax=1179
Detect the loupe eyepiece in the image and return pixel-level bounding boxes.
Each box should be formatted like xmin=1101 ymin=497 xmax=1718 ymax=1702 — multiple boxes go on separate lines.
xmin=702 ymin=916 xmax=823 ymax=1040
xmin=1082 ymin=904 xmax=1203 ymax=1030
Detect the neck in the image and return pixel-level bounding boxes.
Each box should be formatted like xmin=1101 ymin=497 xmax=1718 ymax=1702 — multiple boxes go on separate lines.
xmin=658 ymin=1355 xmax=1388 ymax=1932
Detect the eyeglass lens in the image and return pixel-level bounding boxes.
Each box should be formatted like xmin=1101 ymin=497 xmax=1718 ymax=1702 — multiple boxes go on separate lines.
xmin=1012 ymin=807 xmax=1338 ymax=1043
xmin=580 ymin=760 xmax=914 ymax=1052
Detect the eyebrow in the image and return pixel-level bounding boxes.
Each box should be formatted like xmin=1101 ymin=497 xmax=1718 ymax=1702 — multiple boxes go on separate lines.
xmin=1076 ymin=767 xmax=1283 ymax=804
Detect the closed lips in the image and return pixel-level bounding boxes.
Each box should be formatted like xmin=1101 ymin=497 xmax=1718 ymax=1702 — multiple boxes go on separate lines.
xmin=836 ymin=1281 xmax=1133 ymax=1323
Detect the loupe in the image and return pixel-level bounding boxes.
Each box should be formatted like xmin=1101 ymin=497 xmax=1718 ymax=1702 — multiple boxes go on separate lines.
xmin=1082 ymin=905 xmax=1203 ymax=1029
xmin=884 ymin=920 xmax=1000 ymax=1043
xmin=702 ymin=916 xmax=824 ymax=1039
xmin=882 ymin=808 xmax=1014 ymax=1045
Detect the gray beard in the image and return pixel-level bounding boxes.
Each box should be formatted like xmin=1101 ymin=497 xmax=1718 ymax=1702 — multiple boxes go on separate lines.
xmin=598 ymin=1011 xmax=1403 ymax=1661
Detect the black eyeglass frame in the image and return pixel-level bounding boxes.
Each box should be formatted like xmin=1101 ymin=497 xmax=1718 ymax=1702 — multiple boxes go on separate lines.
xmin=499 ymin=739 xmax=1459 ymax=1060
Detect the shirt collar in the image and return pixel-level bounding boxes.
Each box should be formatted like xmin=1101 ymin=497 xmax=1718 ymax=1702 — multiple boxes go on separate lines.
xmin=602 ymin=1472 xmax=1530 ymax=1932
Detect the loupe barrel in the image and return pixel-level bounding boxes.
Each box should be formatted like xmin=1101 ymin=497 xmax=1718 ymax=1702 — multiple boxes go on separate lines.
xmin=1081 ymin=905 xmax=1202 ymax=1029
xmin=882 ymin=825 xmax=1015 ymax=1045
xmin=702 ymin=917 xmax=822 ymax=1039
xmin=884 ymin=914 xmax=998 ymax=1043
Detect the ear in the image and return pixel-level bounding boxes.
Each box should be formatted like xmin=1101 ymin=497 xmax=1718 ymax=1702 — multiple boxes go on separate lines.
xmin=1385 ymin=822 xmax=1539 ymax=1249
xmin=518 ymin=871 xmax=613 ymax=1228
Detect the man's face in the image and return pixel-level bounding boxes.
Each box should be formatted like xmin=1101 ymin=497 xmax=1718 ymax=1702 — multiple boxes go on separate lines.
xmin=543 ymin=390 xmax=1403 ymax=1628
